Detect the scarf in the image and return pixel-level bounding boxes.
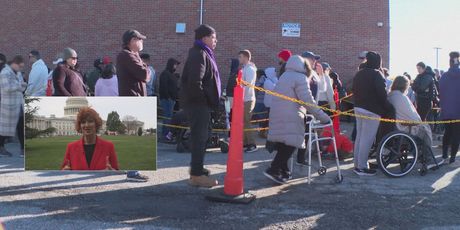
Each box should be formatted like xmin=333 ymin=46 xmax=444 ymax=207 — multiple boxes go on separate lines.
xmin=194 ymin=40 xmax=221 ymax=99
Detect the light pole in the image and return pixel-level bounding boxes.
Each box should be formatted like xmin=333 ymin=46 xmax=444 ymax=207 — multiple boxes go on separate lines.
xmin=434 ymin=47 xmax=442 ymax=70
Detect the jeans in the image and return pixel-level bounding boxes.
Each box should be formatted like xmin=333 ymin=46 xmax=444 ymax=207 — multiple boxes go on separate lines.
xmin=160 ymin=99 xmax=176 ymax=137
xmin=185 ymin=104 xmax=212 ymax=176
xmin=353 ymin=107 xmax=381 ymax=170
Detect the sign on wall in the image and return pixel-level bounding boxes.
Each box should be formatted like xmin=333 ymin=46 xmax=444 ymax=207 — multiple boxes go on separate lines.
xmin=282 ymin=23 xmax=301 ymax=37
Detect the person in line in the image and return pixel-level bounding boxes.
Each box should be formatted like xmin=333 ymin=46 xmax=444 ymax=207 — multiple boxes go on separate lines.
xmin=159 ymin=58 xmax=180 ymax=141
xmin=388 ymin=76 xmax=443 ymax=168
xmin=264 ymin=55 xmax=331 ymax=184
xmin=225 ymin=58 xmax=240 ymax=113
xmin=52 ymin=48 xmax=87 ymax=96
xmin=439 ymin=51 xmax=460 ymax=164
xmin=180 ymin=24 xmax=221 ymax=188
xmin=239 ymin=50 xmax=258 ymax=152
xmin=412 ymin=62 xmax=435 ymax=121
xmin=61 ymin=107 xmax=119 ymax=170
xmin=0 ymin=55 xmax=27 ymax=157
xmin=352 ymin=51 xmax=394 ymax=176
xmin=86 ymin=58 xmax=104 ymax=95
xmin=140 ymin=53 xmax=156 ymax=97
xmin=25 ymin=50 xmax=48 ymax=96
xmin=254 ymin=69 xmax=268 ymax=138
xmin=262 ymin=67 xmax=278 ymax=117
xmin=95 ymin=64 xmax=118 ymax=96
xmin=117 ymin=30 xmax=151 ymax=97
xmin=277 ymin=49 xmax=292 ymax=77
xmin=46 ymin=56 xmax=63 ymax=96
xmin=116 ymin=30 xmax=150 ymax=182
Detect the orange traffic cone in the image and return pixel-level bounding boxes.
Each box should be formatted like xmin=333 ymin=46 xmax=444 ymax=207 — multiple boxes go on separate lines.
xmin=206 ymin=70 xmax=256 ymax=204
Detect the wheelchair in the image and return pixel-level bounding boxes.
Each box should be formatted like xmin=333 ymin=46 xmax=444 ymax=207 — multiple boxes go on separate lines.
xmin=376 ymin=125 xmax=442 ymax=178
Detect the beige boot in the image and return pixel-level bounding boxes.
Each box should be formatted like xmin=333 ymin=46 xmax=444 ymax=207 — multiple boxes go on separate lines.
xmin=189 ymin=175 xmax=218 ymax=188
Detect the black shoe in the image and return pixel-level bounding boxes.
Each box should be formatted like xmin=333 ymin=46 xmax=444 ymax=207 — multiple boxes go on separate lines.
xmin=281 ymin=170 xmax=292 ymax=181
xmin=450 ymin=157 xmax=456 ymax=164
xmin=245 ymin=145 xmax=258 ymax=153
xmin=263 ymin=168 xmax=286 ymax=185
xmin=202 ymin=168 xmax=210 ymax=176
xmin=353 ymin=168 xmax=377 ymax=176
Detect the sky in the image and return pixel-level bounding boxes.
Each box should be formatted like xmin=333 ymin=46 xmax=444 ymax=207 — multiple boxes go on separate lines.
xmin=32 ymin=97 xmax=157 ymax=129
xmin=390 ymin=0 xmax=460 ymax=77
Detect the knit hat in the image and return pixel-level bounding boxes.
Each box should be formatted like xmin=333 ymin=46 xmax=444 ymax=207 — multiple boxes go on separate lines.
xmin=365 ymin=51 xmax=381 ymax=70
xmin=102 ymin=56 xmax=112 ymax=65
xmin=278 ymin=49 xmax=292 ymax=62
xmin=63 ymin=48 xmax=77 ymax=60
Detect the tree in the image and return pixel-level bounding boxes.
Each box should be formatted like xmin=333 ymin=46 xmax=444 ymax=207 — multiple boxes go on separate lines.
xmin=106 ymin=111 xmax=123 ymax=132
xmin=117 ymin=123 xmax=127 ymax=135
xmin=137 ymin=127 xmax=143 ymax=136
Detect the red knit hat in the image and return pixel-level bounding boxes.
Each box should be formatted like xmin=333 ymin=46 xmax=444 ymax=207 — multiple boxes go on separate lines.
xmin=278 ymin=49 xmax=292 ymax=62
xmin=102 ymin=56 xmax=112 ymax=65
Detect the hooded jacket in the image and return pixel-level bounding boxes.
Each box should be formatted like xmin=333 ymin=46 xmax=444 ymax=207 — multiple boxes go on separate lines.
xmin=263 ymin=67 xmax=278 ymax=108
xmin=352 ymin=52 xmax=394 ymax=116
xmin=159 ymin=58 xmax=180 ymax=100
xmin=412 ymin=67 xmax=435 ymax=100
xmin=268 ymin=55 xmax=330 ymax=148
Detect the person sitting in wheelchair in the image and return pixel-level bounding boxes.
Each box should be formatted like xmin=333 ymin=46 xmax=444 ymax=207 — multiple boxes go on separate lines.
xmin=387 ymin=75 xmax=444 ymax=169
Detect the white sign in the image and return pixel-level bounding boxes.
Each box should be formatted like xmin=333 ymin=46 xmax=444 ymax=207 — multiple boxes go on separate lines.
xmin=282 ymin=23 xmax=301 ymax=37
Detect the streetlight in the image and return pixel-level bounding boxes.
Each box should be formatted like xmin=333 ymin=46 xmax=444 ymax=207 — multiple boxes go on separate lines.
xmin=434 ymin=47 xmax=442 ymax=70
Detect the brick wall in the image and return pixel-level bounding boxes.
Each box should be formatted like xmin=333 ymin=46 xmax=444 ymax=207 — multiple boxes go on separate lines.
xmin=0 ymin=0 xmax=389 ymax=88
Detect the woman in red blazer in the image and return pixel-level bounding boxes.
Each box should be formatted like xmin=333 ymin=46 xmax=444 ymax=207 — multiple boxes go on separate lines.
xmin=61 ymin=107 xmax=119 ymax=170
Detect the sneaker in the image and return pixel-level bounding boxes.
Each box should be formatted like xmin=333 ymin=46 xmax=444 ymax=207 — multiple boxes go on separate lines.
xmin=0 ymin=148 xmax=13 ymax=157
xmin=188 ymin=175 xmax=218 ymax=188
xmin=281 ymin=170 xmax=293 ymax=181
xmin=165 ymin=132 xmax=173 ymax=141
xmin=353 ymin=168 xmax=377 ymax=176
xmin=449 ymin=157 xmax=456 ymax=164
xmin=263 ymin=168 xmax=286 ymax=185
xmin=126 ymin=171 xmax=149 ymax=182
xmin=427 ymin=159 xmax=444 ymax=170
xmin=245 ymin=145 xmax=258 ymax=153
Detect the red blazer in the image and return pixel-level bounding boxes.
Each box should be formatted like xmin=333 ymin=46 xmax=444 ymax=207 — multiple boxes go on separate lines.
xmin=61 ymin=137 xmax=119 ymax=170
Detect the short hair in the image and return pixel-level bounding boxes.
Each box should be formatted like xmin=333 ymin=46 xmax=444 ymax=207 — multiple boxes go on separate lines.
xmin=7 ymin=55 xmax=25 ymax=65
xmin=140 ymin=53 xmax=150 ymax=60
xmin=194 ymin=24 xmax=216 ymax=40
xmin=391 ymin=75 xmax=410 ymax=92
xmin=29 ymin=50 xmax=40 ymax=59
xmin=102 ymin=64 xmax=116 ymax=79
xmin=75 ymin=107 xmax=103 ymax=133
xmin=416 ymin=62 xmax=426 ymax=69
xmin=450 ymin=51 xmax=460 ymax=67
xmin=238 ymin=50 xmax=252 ymax=60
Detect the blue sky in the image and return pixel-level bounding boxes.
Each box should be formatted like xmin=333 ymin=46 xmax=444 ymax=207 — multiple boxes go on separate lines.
xmin=390 ymin=0 xmax=460 ymax=77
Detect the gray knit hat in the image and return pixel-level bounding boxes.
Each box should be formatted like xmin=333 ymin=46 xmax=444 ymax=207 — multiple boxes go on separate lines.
xmin=63 ymin=47 xmax=77 ymax=60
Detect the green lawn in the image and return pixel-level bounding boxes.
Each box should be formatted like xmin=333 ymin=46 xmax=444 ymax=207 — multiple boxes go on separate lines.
xmin=25 ymin=135 xmax=157 ymax=171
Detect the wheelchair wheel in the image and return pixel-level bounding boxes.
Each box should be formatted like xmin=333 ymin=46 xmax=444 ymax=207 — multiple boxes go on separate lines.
xmin=219 ymin=140 xmax=229 ymax=153
xmin=377 ymin=131 xmax=418 ymax=178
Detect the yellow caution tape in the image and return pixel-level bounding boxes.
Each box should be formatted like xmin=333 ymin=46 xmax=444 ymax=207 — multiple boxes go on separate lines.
xmin=239 ymin=79 xmax=460 ymax=124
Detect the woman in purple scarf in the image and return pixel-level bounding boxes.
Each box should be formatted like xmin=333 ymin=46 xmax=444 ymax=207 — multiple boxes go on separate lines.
xmin=180 ymin=24 xmax=221 ymax=188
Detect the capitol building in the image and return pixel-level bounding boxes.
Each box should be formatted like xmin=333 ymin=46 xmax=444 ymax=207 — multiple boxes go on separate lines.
xmin=28 ymin=98 xmax=144 ymax=136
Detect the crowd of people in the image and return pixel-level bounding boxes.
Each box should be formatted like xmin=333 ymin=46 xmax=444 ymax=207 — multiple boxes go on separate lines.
xmin=0 ymin=24 xmax=459 ymax=188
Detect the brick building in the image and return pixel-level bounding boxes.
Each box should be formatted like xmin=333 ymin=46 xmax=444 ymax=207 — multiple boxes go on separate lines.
xmin=0 ymin=0 xmax=389 ymax=87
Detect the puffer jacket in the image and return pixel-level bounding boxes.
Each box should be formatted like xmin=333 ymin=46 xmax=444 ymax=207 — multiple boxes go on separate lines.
xmin=268 ymin=55 xmax=330 ymax=148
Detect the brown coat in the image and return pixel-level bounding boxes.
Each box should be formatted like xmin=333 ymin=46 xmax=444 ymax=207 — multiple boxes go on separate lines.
xmin=116 ymin=49 xmax=150 ymax=96
xmin=52 ymin=63 xmax=87 ymax=96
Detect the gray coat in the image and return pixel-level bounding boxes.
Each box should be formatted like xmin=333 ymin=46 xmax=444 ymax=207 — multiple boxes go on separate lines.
xmin=0 ymin=65 xmax=26 ymax=137
xmin=268 ymin=55 xmax=330 ymax=148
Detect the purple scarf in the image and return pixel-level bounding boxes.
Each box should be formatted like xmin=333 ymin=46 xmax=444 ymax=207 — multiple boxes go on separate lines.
xmin=194 ymin=40 xmax=221 ymax=98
